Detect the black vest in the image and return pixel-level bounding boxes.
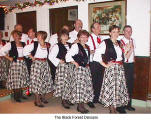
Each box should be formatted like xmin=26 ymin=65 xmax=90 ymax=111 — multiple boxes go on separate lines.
xmin=72 ymin=43 xmax=90 ymax=67
xmin=9 ymin=41 xmax=25 ymax=62
xmin=31 ymin=41 xmax=50 ymax=57
xmin=102 ymin=39 xmax=123 ymax=63
xmin=56 ymin=42 xmax=71 ymax=61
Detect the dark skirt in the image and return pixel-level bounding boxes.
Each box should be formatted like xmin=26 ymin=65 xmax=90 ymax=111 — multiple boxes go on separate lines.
xmin=0 ymin=57 xmax=9 ymax=81
xmin=99 ymin=64 xmax=129 ymax=108
xmin=6 ymin=60 xmax=29 ymax=90
xmin=29 ymin=60 xmax=53 ymax=94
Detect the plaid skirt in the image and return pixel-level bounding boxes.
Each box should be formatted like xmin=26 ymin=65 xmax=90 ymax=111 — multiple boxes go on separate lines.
xmin=6 ymin=60 xmax=29 ymax=90
xmin=69 ymin=65 xmax=94 ymax=103
xmin=53 ymin=63 xmax=74 ymax=100
xmin=99 ymin=64 xmax=129 ymax=108
xmin=29 ymin=60 xmax=53 ymax=94
xmin=0 ymin=57 xmax=8 ymax=81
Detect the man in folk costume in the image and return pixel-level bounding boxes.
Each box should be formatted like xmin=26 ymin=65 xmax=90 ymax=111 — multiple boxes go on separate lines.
xmin=68 ymin=19 xmax=83 ymax=43
xmin=116 ymin=25 xmax=136 ymax=113
xmin=86 ymin=22 xmax=104 ymax=108
xmin=26 ymin=28 xmax=37 ymax=45
xmin=9 ymin=24 xmax=28 ymax=43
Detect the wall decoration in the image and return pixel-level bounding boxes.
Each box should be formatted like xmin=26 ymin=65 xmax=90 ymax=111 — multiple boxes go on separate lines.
xmin=68 ymin=9 xmax=78 ymax=21
xmin=89 ymin=1 xmax=126 ymax=34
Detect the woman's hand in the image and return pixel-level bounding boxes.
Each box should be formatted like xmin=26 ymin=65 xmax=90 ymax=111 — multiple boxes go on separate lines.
xmin=71 ymin=61 xmax=79 ymax=68
xmin=29 ymin=55 xmax=35 ymax=61
xmin=60 ymin=60 xmax=65 ymax=64
xmin=8 ymin=57 xmax=13 ymax=62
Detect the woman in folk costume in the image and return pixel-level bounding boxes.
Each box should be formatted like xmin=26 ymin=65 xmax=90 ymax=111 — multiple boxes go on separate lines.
xmin=0 ymin=31 xmax=8 ymax=88
xmin=93 ymin=25 xmax=129 ymax=113
xmin=66 ymin=30 xmax=94 ymax=113
xmin=49 ymin=29 xmax=72 ymax=109
xmin=23 ymin=31 xmax=53 ymax=107
xmin=0 ymin=30 xmax=29 ymax=102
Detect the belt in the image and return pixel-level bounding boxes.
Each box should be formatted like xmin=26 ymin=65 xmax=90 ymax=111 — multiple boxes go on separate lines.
xmin=111 ymin=61 xmax=123 ymax=65
xmin=0 ymin=56 xmax=4 ymax=58
xmin=35 ymin=58 xmax=47 ymax=61
xmin=17 ymin=57 xmax=24 ymax=60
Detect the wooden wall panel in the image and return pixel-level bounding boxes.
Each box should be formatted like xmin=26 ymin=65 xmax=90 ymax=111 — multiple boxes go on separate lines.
xmin=49 ymin=6 xmax=78 ymax=35
xmin=16 ymin=11 xmax=37 ymax=34
xmin=133 ymin=57 xmax=150 ymax=100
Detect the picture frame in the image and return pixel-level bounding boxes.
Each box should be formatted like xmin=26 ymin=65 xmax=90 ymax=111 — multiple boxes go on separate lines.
xmin=68 ymin=9 xmax=78 ymax=21
xmin=89 ymin=1 xmax=126 ymax=35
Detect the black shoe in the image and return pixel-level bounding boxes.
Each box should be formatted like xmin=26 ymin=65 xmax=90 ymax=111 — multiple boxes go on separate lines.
xmin=66 ymin=100 xmax=74 ymax=106
xmin=87 ymin=102 xmax=95 ymax=108
xmin=116 ymin=107 xmax=127 ymax=114
xmin=15 ymin=99 xmax=22 ymax=103
xmin=34 ymin=102 xmax=44 ymax=107
xmin=125 ymin=106 xmax=135 ymax=111
xmin=77 ymin=107 xmax=89 ymax=114
xmin=62 ymin=101 xmax=70 ymax=109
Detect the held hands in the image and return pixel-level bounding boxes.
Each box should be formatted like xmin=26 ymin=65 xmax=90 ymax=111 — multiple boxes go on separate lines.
xmin=29 ymin=55 xmax=35 ymax=61
xmin=8 ymin=57 xmax=13 ymax=62
xmin=90 ymin=50 xmax=95 ymax=54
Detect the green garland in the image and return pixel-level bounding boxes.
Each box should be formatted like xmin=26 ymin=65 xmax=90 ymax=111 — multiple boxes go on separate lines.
xmin=4 ymin=0 xmax=92 ymax=14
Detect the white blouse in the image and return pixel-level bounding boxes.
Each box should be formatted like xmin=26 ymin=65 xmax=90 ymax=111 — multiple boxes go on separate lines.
xmin=23 ymin=43 xmax=48 ymax=58
xmin=0 ymin=42 xmax=24 ymax=57
xmin=49 ymin=44 xmax=70 ymax=67
xmin=93 ymin=41 xmax=123 ymax=63
xmin=65 ymin=43 xmax=89 ymax=63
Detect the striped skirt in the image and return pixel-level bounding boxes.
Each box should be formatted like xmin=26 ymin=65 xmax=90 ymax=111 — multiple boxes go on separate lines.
xmin=53 ymin=63 xmax=74 ymax=100
xmin=99 ymin=64 xmax=129 ymax=108
xmin=0 ymin=57 xmax=8 ymax=81
xmin=29 ymin=60 xmax=53 ymax=95
xmin=6 ymin=60 xmax=29 ymax=90
xmin=69 ymin=65 xmax=94 ymax=104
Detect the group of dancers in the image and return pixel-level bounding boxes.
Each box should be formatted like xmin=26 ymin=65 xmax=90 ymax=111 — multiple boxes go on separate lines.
xmin=0 ymin=19 xmax=135 ymax=114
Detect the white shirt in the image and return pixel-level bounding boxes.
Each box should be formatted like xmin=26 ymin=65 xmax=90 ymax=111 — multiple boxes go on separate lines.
xmin=26 ymin=37 xmax=37 ymax=45
xmin=0 ymin=42 xmax=24 ymax=57
xmin=93 ymin=41 xmax=123 ymax=63
xmin=121 ymin=37 xmax=135 ymax=63
xmin=49 ymin=44 xmax=70 ymax=67
xmin=68 ymin=30 xmax=78 ymax=43
xmin=49 ymin=33 xmax=58 ymax=49
xmin=66 ymin=43 xmax=89 ymax=63
xmin=86 ymin=33 xmax=103 ymax=62
xmin=0 ymin=44 xmax=3 ymax=56
xmin=10 ymin=33 xmax=28 ymax=43
xmin=23 ymin=43 xmax=48 ymax=58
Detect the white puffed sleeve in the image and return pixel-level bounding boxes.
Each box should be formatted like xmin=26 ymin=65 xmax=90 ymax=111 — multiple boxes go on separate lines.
xmin=0 ymin=42 xmax=11 ymax=56
xmin=48 ymin=44 xmax=60 ymax=67
xmin=93 ymin=41 xmax=106 ymax=63
xmin=23 ymin=43 xmax=34 ymax=56
xmin=65 ymin=43 xmax=79 ymax=62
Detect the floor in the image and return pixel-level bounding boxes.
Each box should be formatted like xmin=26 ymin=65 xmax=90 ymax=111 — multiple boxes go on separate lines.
xmin=0 ymin=95 xmax=150 ymax=114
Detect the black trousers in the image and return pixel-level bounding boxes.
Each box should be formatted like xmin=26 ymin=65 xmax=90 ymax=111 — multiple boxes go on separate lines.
xmin=25 ymin=58 xmax=32 ymax=76
xmin=49 ymin=61 xmax=56 ymax=83
xmin=90 ymin=61 xmax=105 ymax=103
xmin=124 ymin=63 xmax=134 ymax=107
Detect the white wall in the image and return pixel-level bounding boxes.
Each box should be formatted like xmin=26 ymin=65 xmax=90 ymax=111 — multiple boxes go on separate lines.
xmin=1 ymin=0 xmax=151 ymax=56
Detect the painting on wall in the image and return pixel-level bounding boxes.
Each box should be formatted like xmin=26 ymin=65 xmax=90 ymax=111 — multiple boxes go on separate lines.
xmin=89 ymin=1 xmax=126 ymax=34
xmin=68 ymin=9 xmax=78 ymax=21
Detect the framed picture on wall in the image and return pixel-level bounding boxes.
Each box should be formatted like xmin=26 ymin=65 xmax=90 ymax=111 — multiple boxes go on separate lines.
xmin=68 ymin=9 xmax=78 ymax=21
xmin=89 ymin=1 xmax=126 ymax=35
